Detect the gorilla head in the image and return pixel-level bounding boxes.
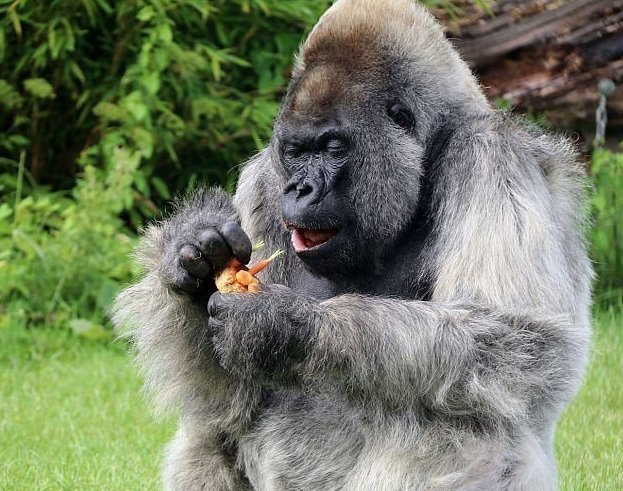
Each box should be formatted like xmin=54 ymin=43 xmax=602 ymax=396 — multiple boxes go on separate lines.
xmin=274 ymin=0 xmax=488 ymax=277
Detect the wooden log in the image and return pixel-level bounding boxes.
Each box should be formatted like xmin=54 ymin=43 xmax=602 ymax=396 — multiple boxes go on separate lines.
xmin=433 ymin=0 xmax=623 ymax=133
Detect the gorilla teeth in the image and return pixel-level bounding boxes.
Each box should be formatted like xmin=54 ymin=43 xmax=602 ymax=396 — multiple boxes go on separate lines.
xmin=302 ymin=229 xmax=336 ymax=244
xmin=291 ymin=228 xmax=337 ymax=251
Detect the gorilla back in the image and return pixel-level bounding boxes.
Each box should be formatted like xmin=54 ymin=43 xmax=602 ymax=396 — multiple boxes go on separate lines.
xmin=113 ymin=0 xmax=592 ymax=489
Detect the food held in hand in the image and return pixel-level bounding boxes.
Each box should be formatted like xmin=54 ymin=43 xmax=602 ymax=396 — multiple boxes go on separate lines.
xmin=215 ymin=250 xmax=283 ymax=293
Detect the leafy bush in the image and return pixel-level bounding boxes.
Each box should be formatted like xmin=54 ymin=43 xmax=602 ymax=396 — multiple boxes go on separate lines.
xmin=0 ymin=0 xmax=335 ymax=214
xmin=0 ymin=0 xmax=494 ymax=333
xmin=0 ymin=151 xmax=137 ymax=336
xmin=591 ymin=148 xmax=623 ymax=305
xmin=0 ymin=0 xmax=333 ymax=332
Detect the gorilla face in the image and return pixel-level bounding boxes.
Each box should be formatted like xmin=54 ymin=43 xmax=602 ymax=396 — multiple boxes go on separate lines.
xmin=268 ymin=0 xmax=491 ymax=280
xmin=275 ymin=56 xmax=428 ymax=278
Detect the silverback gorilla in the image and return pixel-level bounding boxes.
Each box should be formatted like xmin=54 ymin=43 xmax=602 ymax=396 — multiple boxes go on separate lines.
xmin=114 ymin=0 xmax=592 ymax=489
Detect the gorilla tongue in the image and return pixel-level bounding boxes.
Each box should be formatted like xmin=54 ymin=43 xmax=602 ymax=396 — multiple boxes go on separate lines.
xmin=292 ymin=228 xmax=337 ymax=251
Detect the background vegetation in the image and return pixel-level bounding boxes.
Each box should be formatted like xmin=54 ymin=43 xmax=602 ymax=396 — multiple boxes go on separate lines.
xmin=1 ymin=0 xmax=334 ymax=334
xmin=0 ymin=1 xmax=621 ymax=489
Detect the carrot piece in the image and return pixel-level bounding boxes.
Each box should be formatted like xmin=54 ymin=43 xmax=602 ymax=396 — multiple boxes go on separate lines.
xmin=215 ymin=248 xmax=282 ymax=294
xmin=247 ymin=250 xmax=284 ymax=276
xmin=235 ymin=270 xmax=256 ymax=286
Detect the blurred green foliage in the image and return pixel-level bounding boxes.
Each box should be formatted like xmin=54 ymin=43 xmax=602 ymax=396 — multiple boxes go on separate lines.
xmin=591 ymin=148 xmax=623 ymax=306
xmin=0 ymin=0 xmax=334 ymax=331
xmin=0 ymin=0 xmax=334 ymax=203
xmin=1 ymin=150 xmax=138 ymax=335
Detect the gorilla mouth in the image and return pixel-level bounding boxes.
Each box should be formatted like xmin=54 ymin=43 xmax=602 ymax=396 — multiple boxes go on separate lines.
xmin=291 ymin=228 xmax=339 ymax=252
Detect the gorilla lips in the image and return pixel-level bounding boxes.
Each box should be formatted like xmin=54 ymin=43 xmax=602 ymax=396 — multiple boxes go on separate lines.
xmin=291 ymin=228 xmax=338 ymax=252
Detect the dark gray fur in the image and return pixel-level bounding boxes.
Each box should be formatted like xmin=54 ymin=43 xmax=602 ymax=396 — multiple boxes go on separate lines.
xmin=113 ymin=1 xmax=592 ymax=489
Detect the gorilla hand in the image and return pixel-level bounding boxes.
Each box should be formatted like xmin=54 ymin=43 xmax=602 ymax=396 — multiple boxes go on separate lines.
xmin=153 ymin=189 xmax=253 ymax=299
xmin=207 ymin=285 xmax=320 ymax=378
xmin=170 ymin=222 xmax=252 ymax=297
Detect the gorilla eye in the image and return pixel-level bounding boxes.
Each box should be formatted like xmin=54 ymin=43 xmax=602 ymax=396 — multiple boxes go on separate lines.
xmin=283 ymin=142 xmax=304 ymax=159
xmin=324 ymin=138 xmax=347 ymax=157
xmin=388 ymin=103 xmax=414 ymax=130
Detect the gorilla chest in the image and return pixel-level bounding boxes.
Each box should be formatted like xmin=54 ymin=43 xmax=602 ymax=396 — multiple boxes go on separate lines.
xmin=237 ymin=391 xmax=512 ymax=490
xmin=286 ymin=260 xmax=428 ymax=300
xmin=238 ymin=390 xmax=365 ymax=489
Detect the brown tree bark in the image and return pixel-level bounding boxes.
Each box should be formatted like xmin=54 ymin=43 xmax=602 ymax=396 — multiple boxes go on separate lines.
xmin=434 ymin=0 xmax=623 ymax=136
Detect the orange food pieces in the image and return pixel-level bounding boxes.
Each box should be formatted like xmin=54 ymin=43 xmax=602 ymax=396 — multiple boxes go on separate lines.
xmin=215 ymin=259 xmax=260 ymax=294
xmin=214 ymin=250 xmax=283 ymax=294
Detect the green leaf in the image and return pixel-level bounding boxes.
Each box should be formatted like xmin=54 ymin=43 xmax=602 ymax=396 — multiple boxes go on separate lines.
xmin=151 ymin=176 xmax=170 ymax=199
xmin=0 ymin=79 xmax=24 ymax=109
xmin=48 ymin=26 xmax=57 ymax=54
xmin=141 ymin=72 xmax=160 ymax=96
xmin=92 ymin=101 xmax=125 ymax=122
xmin=0 ymin=203 xmax=12 ymax=221
xmin=8 ymin=135 xmax=29 ymax=147
xmin=121 ymin=91 xmax=149 ymax=122
xmin=153 ymin=47 xmax=169 ymax=70
xmin=8 ymin=5 xmax=21 ymax=37
xmin=211 ymin=56 xmax=222 ymax=81
xmin=130 ymin=127 xmax=155 ymax=158
xmin=61 ymin=18 xmax=76 ymax=51
xmin=137 ymin=5 xmax=155 ymax=22
xmin=0 ymin=26 xmax=6 ymax=63
xmin=157 ymin=23 xmax=173 ymax=44
xmin=134 ymin=172 xmax=149 ymax=196
xmin=23 ymin=78 xmax=56 ymax=99
xmin=70 ymin=62 xmax=86 ymax=84
xmin=95 ymin=0 xmax=113 ymax=15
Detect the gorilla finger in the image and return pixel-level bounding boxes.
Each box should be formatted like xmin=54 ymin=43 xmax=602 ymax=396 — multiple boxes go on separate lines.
xmin=179 ymin=244 xmax=212 ymax=278
xmin=174 ymin=271 xmax=203 ymax=295
xmin=207 ymin=292 xmax=227 ymax=317
xmin=218 ymin=222 xmax=252 ymax=264
xmin=197 ymin=228 xmax=231 ymax=270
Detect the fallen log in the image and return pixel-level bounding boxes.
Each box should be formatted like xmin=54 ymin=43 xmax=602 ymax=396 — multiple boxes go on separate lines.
xmin=434 ymin=0 xmax=623 ymax=137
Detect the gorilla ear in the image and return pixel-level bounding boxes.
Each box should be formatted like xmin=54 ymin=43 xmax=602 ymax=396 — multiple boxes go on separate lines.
xmin=387 ymin=102 xmax=414 ymax=130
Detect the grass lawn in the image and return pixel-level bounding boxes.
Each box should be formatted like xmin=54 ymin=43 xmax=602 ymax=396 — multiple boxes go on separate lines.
xmin=0 ymin=328 xmax=173 ymax=490
xmin=555 ymin=309 xmax=623 ymax=489
xmin=1 ymin=310 xmax=621 ymax=490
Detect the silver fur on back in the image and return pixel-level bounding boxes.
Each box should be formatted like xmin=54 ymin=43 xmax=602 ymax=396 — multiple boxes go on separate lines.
xmin=113 ymin=1 xmax=592 ymax=489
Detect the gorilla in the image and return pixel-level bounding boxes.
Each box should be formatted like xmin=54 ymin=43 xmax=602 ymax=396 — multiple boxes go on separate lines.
xmin=114 ymin=0 xmax=592 ymax=489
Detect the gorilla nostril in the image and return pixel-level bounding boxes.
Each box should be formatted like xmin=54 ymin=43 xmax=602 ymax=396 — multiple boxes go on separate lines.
xmin=284 ymin=182 xmax=297 ymax=195
xmin=296 ymin=183 xmax=313 ymax=198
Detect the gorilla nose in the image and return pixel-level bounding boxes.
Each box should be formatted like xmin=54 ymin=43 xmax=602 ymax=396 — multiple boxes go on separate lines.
xmin=284 ymin=178 xmax=323 ymax=204
xmin=295 ymin=182 xmax=313 ymax=199
xmin=283 ymin=178 xmax=329 ymax=224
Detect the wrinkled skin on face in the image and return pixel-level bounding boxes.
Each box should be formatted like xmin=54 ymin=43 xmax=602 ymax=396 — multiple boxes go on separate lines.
xmin=275 ymin=54 xmax=428 ymax=279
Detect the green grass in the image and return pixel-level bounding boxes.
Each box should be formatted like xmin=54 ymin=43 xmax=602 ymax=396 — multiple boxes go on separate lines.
xmin=0 ymin=327 xmax=174 ymax=490
xmin=555 ymin=308 xmax=623 ymax=490
xmin=0 ymin=311 xmax=621 ymax=490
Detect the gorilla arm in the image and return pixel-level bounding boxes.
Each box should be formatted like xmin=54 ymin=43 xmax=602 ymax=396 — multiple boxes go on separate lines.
xmin=113 ymin=188 xmax=245 ymax=414
xmin=308 ymin=297 xmax=589 ymax=422
xmin=112 ymin=188 xmax=260 ymax=489
xmin=208 ymin=289 xmax=588 ymax=426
